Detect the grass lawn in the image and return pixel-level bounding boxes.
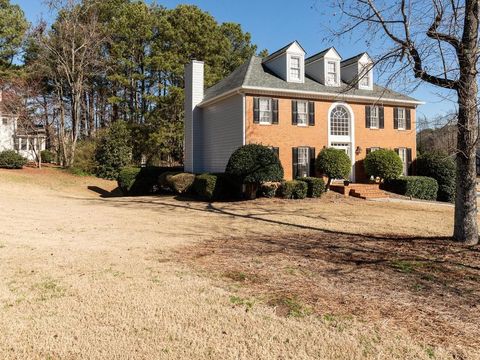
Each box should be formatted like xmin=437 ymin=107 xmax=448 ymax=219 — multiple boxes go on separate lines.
xmin=0 ymin=167 xmax=478 ymax=359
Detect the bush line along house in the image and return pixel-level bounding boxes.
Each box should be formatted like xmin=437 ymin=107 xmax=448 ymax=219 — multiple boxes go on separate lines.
xmin=184 ymin=41 xmax=422 ymax=181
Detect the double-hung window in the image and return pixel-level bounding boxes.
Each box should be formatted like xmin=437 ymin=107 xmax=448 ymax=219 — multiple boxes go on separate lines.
xmin=359 ymin=65 xmax=371 ymax=87
xmin=290 ymin=56 xmax=301 ymax=81
xmin=327 ymin=61 xmax=337 ymax=85
xmin=259 ymin=98 xmax=272 ymax=124
xmin=397 ymin=108 xmax=406 ymax=130
xmin=370 ymin=106 xmax=379 ymax=128
xmin=297 ymin=101 xmax=308 ymax=126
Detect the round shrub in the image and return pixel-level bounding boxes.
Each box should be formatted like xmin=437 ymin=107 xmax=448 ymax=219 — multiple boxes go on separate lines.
xmin=0 ymin=150 xmax=27 ymax=169
xmin=165 ymin=172 xmax=195 ymax=194
xmin=226 ymin=144 xmax=284 ymax=184
xmin=297 ymin=177 xmax=325 ymax=198
xmin=315 ymin=148 xmax=351 ymax=188
xmin=41 ymin=150 xmax=55 ymax=163
xmin=364 ymin=149 xmax=403 ymax=181
xmin=95 ymin=121 xmax=132 ymax=180
xmin=416 ymin=152 xmax=455 ymax=202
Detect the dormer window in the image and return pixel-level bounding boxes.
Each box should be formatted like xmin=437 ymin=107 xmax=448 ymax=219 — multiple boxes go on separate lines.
xmin=359 ymin=64 xmax=372 ymax=88
xmin=289 ymin=56 xmax=301 ymax=81
xmin=326 ymin=61 xmax=338 ymax=86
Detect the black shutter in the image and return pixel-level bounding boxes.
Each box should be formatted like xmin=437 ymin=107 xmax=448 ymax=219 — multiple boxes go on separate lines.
xmin=393 ymin=107 xmax=399 ymax=129
xmin=365 ymin=105 xmax=371 ymax=128
xmin=272 ymin=99 xmax=279 ymax=124
xmin=379 ymin=107 xmax=384 ymax=129
xmin=394 ymin=148 xmax=399 ymax=155
xmin=406 ymin=109 xmax=412 ymax=130
xmin=366 ymin=148 xmax=371 ymax=155
xmin=253 ymin=97 xmax=260 ymax=124
xmin=272 ymin=147 xmax=279 ymax=158
xmin=407 ymin=148 xmax=413 ymax=175
xmin=292 ymin=147 xmax=298 ymax=179
xmin=308 ymin=101 xmax=315 ymax=126
xmin=291 ymin=101 xmax=298 ymax=125
xmin=309 ymin=147 xmax=316 ymax=176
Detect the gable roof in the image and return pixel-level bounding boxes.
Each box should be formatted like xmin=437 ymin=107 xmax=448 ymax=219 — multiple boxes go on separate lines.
xmin=262 ymin=41 xmax=306 ymax=63
xmin=202 ymin=55 xmax=422 ymax=106
xmin=341 ymin=52 xmax=370 ymax=67
xmin=305 ymin=47 xmax=341 ymax=64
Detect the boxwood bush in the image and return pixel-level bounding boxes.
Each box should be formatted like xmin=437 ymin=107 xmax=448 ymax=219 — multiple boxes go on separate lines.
xmin=0 ymin=150 xmax=27 ymax=169
xmin=384 ymin=176 xmax=438 ymax=200
xmin=296 ymin=177 xmax=325 ymax=198
xmin=279 ymin=180 xmax=308 ymax=199
xmin=315 ymin=148 xmax=351 ymax=188
xmin=192 ymin=173 xmax=230 ymax=201
xmin=415 ymin=152 xmax=456 ymax=202
xmin=118 ymin=166 xmax=182 ymax=195
xmin=364 ymin=149 xmax=403 ymax=181
xmin=164 ymin=172 xmax=196 ymax=194
xmin=258 ymin=182 xmax=280 ymax=198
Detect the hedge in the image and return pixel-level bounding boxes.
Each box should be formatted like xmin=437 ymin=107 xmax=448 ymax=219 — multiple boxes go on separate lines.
xmin=384 ymin=176 xmax=438 ymax=201
xmin=117 ymin=166 xmax=182 ymax=195
xmin=41 ymin=150 xmax=55 ymax=163
xmin=192 ymin=173 xmax=229 ymax=201
xmin=279 ymin=180 xmax=308 ymax=199
xmin=258 ymin=182 xmax=280 ymax=198
xmin=0 ymin=150 xmax=27 ymax=169
xmin=164 ymin=172 xmax=195 ymax=194
xmin=415 ymin=152 xmax=456 ymax=202
xmin=296 ymin=177 xmax=325 ymax=198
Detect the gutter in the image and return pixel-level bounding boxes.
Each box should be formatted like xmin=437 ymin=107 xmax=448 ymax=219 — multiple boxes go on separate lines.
xmin=198 ymin=85 xmax=425 ymax=107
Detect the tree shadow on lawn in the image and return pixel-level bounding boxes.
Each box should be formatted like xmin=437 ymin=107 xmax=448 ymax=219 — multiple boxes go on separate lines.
xmin=178 ymin=227 xmax=480 ymax=353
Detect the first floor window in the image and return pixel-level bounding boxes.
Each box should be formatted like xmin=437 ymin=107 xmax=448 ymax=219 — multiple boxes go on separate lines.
xmin=397 ymin=148 xmax=408 ymax=176
xmin=259 ymin=98 xmax=272 ymax=124
xmin=370 ymin=106 xmax=379 ymax=128
xmin=297 ymin=101 xmax=308 ymax=126
xmin=20 ymin=138 xmax=27 ymax=151
xmin=397 ymin=108 xmax=406 ymax=130
xmin=2 ymin=118 xmax=7 ymax=125
xmin=14 ymin=137 xmax=19 ymax=151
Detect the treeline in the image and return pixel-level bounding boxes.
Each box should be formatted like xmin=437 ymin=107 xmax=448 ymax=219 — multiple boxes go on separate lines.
xmin=0 ymin=0 xmax=262 ymax=168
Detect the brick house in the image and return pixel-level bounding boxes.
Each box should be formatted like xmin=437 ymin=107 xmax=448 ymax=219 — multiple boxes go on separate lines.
xmin=184 ymin=41 xmax=422 ymax=181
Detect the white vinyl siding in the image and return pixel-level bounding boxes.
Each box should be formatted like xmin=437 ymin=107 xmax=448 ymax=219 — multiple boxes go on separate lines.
xmin=200 ymin=94 xmax=244 ymax=173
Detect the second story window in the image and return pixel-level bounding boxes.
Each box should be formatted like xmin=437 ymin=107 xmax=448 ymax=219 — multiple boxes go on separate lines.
xmin=290 ymin=56 xmax=301 ymax=81
xmin=326 ymin=61 xmax=337 ymax=85
xmin=370 ymin=106 xmax=379 ymax=128
xmin=297 ymin=101 xmax=308 ymax=126
xmin=330 ymin=105 xmax=350 ymax=136
xmin=397 ymin=108 xmax=406 ymax=130
xmin=259 ymin=98 xmax=272 ymax=124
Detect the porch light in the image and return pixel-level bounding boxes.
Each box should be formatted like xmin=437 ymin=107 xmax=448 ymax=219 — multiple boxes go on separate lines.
xmin=355 ymin=146 xmax=362 ymax=155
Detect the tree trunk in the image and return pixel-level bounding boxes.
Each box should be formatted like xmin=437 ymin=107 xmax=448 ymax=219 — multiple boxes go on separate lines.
xmin=453 ymin=0 xmax=479 ymax=245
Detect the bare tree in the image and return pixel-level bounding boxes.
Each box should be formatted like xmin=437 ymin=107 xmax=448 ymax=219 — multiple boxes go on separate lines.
xmin=329 ymin=0 xmax=479 ymax=245
xmin=33 ymin=0 xmax=105 ymax=167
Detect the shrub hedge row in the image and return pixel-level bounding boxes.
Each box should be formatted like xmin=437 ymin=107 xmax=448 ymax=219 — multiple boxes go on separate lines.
xmin=279 ymin=180 xmax=308 ymax=199
xmin=296 ymin=177 xmax=325 ymax=198
xmin=384 ymin=176 xmax=438 ymax=201
xmin=415 ymin=152 xmax=456 ymax=202
xmin=117 ymin=166 xmax=182 ymax=196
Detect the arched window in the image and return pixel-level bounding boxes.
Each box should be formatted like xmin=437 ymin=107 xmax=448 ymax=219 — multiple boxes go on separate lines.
xmin=330 ymin=105 xmax=350 ymax=136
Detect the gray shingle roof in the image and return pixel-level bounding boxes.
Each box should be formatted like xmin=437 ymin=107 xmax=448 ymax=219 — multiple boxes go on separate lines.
xmin=341 ymin=53 xmax=367 ymax=67
xmin=203 ymin=56 xmax=420 ymax=104
xmin=262 ymin=41 xmax=306 ymax=63
xmin=305 ymin=47 xmax=340 ymax=64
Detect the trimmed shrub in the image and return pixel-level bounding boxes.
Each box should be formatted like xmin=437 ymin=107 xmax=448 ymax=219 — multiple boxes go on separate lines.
xmin=384 ymin=176 xmax=438 ymax=200
xmin=117 ymin=166 xmax=182 ymax=196
xmin=193 ymin=173 xmax=221 ymax=201
xmin=296 ymin=177 xmax=325 ymax=198
xmin=259 ymin=182 xmax=280 ymax=198
xmin=416 ymin=152 xmax=456 ymax=202
xmin=41 ymin=150 xmax=54 ymax=163
xmin=117 ymin=167 xmax=141 ymax=194
xmin=158 ymin=171 xmax=180 ymax=190
xmin=95 ymin=121 xmax=132 ymax=179
xmin=0 ymin=150 xmax=27 ymax=169
xmin=315 ymin=148 xmax=351 ymax=188
xmin=226 ymin=144 xmax=283 ymax=199
xmin=165 ymin=172 xmax=195 ymax=194
xmin=71 ymin=140 xmax=97 ymax=175
xmin=364 ymin=149 xmax=403 ymax=181
xmin=280 ymin=180 xmax=308 ymax=199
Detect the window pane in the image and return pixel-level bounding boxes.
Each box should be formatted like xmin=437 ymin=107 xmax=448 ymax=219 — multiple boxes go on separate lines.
xmin=370 ymin=106 xmax=379 ymax=128
xmin=330 ymin=106 xmax=350 ymax=136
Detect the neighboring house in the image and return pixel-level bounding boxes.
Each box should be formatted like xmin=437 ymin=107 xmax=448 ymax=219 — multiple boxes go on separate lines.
xmin=0 ymin=91 xmax=46 ymax=161
xmin=184 ymin=41 xmax=422 ymax=181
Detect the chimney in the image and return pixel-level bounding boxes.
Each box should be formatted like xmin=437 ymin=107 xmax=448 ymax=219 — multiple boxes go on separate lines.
xmin=184 ymin=60 xmax=204 ymax=173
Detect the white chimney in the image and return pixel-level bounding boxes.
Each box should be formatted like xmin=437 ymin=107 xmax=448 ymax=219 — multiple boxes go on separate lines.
xmin=184 ymin=60 xmax=204 ymax=173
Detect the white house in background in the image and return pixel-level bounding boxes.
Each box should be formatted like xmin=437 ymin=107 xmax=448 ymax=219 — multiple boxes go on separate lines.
xmin=0 ymin=91 xmax=46 ymax=161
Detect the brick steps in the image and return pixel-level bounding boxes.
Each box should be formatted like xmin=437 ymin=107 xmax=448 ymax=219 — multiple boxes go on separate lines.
xmin=330 ymin=183 xmax=389 ymax=200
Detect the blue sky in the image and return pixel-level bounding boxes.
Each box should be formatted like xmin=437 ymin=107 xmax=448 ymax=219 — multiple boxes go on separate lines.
xmin=12 ymin=0 xmax=456 ymax=120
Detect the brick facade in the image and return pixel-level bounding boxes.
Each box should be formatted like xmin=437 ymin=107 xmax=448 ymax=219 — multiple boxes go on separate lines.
xmin=245 ymin=95 xmax=416 ymax=181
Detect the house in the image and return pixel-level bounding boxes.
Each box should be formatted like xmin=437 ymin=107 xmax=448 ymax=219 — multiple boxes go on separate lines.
xmin=184 ymin=41 xmax=422 ymax=181
xmin=0 ymin=91 xmax=46 ymax=161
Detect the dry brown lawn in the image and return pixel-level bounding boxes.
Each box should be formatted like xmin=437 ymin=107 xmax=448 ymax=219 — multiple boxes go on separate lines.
xmin=0 ymin=167 xmax=478 ymax=359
